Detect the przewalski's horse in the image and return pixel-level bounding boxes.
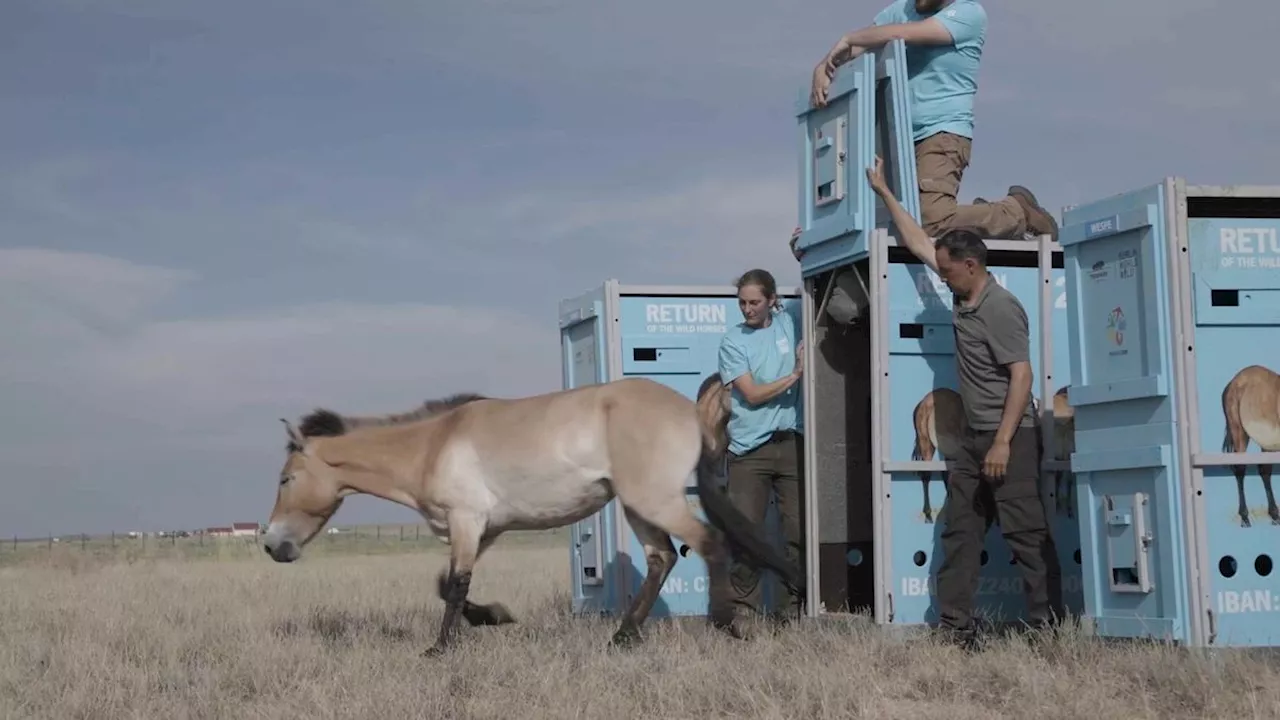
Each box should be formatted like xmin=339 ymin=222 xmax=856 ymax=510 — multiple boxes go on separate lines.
xmin=910 ymin=388 xmax=967 ymax=524
xmin=1222 ymin=364 xmax=1280 ymax=527
xmin=1050 ymin=386 xmax=1076 ymax=518
xmin=264 ymin=376 xmax=805 ymax=655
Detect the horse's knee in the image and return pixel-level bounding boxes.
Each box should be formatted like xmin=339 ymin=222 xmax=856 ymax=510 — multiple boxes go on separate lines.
xmin=651 ymin=547 xmax=677 ymax=574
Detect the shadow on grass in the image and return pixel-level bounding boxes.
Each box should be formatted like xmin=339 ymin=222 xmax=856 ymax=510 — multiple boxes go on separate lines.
xmin=273 ymin=607 xmax=427 ymax=647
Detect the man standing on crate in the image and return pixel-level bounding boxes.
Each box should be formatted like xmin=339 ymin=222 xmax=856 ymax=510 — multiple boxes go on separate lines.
xmin=864 ymin=156 xmax=1063 ymax=651
xmin=807 ymin=0 xmax=1059 ymax=243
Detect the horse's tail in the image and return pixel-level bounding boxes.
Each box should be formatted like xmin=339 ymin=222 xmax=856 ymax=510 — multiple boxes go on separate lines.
xmin=694 ymin=373 xmax=730 ymax=459
xmin=692 ymin=375 xmax=807 ymax=596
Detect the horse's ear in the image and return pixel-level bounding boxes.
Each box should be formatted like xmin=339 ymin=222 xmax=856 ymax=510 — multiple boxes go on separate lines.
xmin=281 ymin=418 xmax=306 ymax=449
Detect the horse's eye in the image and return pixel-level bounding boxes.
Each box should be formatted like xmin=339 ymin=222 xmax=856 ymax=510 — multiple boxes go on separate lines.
xmin=280 ymin=475 xmax=291 ymax=486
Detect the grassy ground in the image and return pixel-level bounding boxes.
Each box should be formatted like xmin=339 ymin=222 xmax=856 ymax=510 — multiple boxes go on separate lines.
xmin=3 ymin=527 xmax=1280 ymax=719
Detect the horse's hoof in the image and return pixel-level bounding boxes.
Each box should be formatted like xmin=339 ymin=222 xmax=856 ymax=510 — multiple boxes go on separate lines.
xmin=608 ymin=626 xmax=642 ymax=650
xmin=1242 ymin=516 xmax=1253 ymax=528
xmin=486 ymin=603 xmax=517 ymax=625
xmin=462 ymin=602 xmax=517 ymax=627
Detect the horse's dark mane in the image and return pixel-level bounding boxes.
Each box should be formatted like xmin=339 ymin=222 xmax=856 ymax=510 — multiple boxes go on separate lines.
xmin=290 ymin=392 xmax=488 ymax=447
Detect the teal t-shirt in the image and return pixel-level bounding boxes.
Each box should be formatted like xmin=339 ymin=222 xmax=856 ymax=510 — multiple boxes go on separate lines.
xmin=873 ymin=0 xmax=987 ymax=142
xmin=716 ymin=306 xmax=804 ymax=456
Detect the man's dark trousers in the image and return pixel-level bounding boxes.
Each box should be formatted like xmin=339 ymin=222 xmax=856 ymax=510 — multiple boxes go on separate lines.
xmin=934 ymin=424 xmax=1063 ymax=633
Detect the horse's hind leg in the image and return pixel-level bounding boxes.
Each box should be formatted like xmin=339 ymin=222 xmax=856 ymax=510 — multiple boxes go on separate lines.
xmin=1261 ymin=464 xmax=1280 ymax=525
xmin=609 ymin=507 xmax=677 ymax=649
xmin=434 ymin=534 xmax=517 ymax=628
xmin=633 ymin=501 xmax=737 ymax=638
xmin=424 ymin=512 xmax=487 ymax=657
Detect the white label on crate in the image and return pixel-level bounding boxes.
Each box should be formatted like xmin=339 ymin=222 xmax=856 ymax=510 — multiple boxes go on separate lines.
xmin=1216 ymin=590 xmax=1280 ymax=614
xmin=644 ymin=303 xmax=727 ymax=334
xmin=660 ymin=575 xmax=710 ymax=595
xmin=1218 ymin=228 xmax=1280 ymax=268
xmin=900 ymin=574 xmax=1082 ymax=597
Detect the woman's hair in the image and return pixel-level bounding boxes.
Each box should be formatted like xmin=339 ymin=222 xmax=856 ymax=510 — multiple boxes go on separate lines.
xmin=735 ymin=268 xmax=779 ymax=305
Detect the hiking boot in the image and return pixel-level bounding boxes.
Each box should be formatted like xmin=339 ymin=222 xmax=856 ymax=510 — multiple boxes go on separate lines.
xmin=934 ymin=623 xmax=983 ymax=653
xmin=1008 ymin=185 xmax=1059 ymax=242
xmin=765 ymin=607 xmax=801 ymax=632
xmin=713 ymin=611 xmax=758 ymax=641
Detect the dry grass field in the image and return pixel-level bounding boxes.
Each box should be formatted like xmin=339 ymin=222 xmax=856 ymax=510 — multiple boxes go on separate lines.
xmin=4 ymin=527 xmax=1280 ymax=720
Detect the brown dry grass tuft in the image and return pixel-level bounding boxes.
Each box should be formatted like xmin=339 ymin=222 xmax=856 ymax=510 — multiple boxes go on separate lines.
xmin=3 ymin=536 xmax=1280 ymax=719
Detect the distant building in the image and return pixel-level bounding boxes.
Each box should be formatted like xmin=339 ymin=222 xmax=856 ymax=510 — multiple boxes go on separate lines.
xmin=231 ymin=522 xmax=260 ymax=537
xmin=206 ymin=526 xmax=233 ymax=537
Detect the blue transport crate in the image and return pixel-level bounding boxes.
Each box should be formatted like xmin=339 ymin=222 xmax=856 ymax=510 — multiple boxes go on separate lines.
xmin=793 ymin=40 xmax=919 ymax=280
xmin=794 ymin=50 xmax=876 ymax=277
xmin=796 ymin=230 xmax=1080 ymax=627
xmin=869 ymin=231 xmax=1083 ymax=628
xmin=793 ymin=39 xmax=1080 ymax=628
xmin=1061 ymin=178 xmax=1280 ymax=647
xmin=559 ymin=280 xmax=801 ymax=619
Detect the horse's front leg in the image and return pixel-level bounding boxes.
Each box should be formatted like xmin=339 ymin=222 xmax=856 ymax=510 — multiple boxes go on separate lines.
xmin=424 ymin=513 xmax=487 ymax=657
xmin=434 ymin=534 xmax=516 ymax=627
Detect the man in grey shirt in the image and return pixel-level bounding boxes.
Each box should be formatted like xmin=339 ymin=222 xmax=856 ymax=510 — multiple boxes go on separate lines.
xmin=866 ymin=157 xmax=1062 ymax=650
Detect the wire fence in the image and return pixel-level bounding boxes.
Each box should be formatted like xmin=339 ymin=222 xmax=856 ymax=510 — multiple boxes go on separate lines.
xmin=0 ymin=524 xmax=569 ymax=567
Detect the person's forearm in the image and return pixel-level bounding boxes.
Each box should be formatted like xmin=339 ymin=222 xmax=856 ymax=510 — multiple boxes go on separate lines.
xmin=822 ymin=37 xmax=870 ymax=69
xmin=878 ymin=186 xmax=937 ymax=269
xmin=995 ymin=367 xmax=1033 ymax=444
xmin=825 ymin=25 xmax=903 ymax=66
xmin=741 ymin=373 xmax=800 ymax=407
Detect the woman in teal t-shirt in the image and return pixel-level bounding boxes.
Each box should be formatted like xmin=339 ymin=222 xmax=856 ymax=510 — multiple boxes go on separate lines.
xmin=714 ymin=267 xmax=805 ymax=632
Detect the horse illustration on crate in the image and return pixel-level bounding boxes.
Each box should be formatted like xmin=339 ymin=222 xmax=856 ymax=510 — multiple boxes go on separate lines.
xmin=1050 ymin=386 xmax=1076 ymax=519
xmin=911 ymin=388 xmax=967 ymax=524
xmin=1222 ymin=364 xmax=1280 ymax=527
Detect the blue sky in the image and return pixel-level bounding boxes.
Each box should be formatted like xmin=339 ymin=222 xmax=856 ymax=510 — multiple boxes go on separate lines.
xmin=2 ymin=0 xmax=1276 ymax=537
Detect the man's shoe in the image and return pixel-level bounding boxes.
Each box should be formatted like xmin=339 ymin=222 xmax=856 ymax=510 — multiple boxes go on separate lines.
xmin=1008 ymin=185 xmax=1060 ymax=242
xmin=934 ymin=624 xmax=983 ymax=653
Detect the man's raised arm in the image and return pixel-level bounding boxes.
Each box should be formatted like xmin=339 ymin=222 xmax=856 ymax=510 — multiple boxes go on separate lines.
xmin=865 ymin=157 xmax=938 ymax=274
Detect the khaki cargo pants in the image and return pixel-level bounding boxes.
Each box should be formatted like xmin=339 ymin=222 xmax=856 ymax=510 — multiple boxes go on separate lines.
xmin=916 ymin=131 xmax=1026 ymax=240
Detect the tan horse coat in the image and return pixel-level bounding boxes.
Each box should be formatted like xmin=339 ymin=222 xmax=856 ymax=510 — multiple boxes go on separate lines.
xmin=911 ymin=388 xmax=968 ymax=524
xmin=265 ymin=376 xmax=803 ymax=654
xmin=1222 ymin=364 xmax=1280 ymax=527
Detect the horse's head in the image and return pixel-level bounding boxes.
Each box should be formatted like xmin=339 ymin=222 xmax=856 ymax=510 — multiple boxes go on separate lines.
xmin=262 ymin=416 xmax=349 ymax=563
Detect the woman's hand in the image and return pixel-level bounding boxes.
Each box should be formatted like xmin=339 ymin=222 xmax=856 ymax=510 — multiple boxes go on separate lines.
xmin=789 ymin=226 xmax=804 ymax=261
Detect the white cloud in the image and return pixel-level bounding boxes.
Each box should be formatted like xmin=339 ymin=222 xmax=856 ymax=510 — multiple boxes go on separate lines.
xmin=0 ymin=247 xmax=562 ymax=536
xmin=484 ymin=174 xmax=804 ymax=289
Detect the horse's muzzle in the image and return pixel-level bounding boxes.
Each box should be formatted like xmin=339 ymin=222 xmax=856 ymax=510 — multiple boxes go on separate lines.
xmin=264 ymin=539 xmax=299 ymax=563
